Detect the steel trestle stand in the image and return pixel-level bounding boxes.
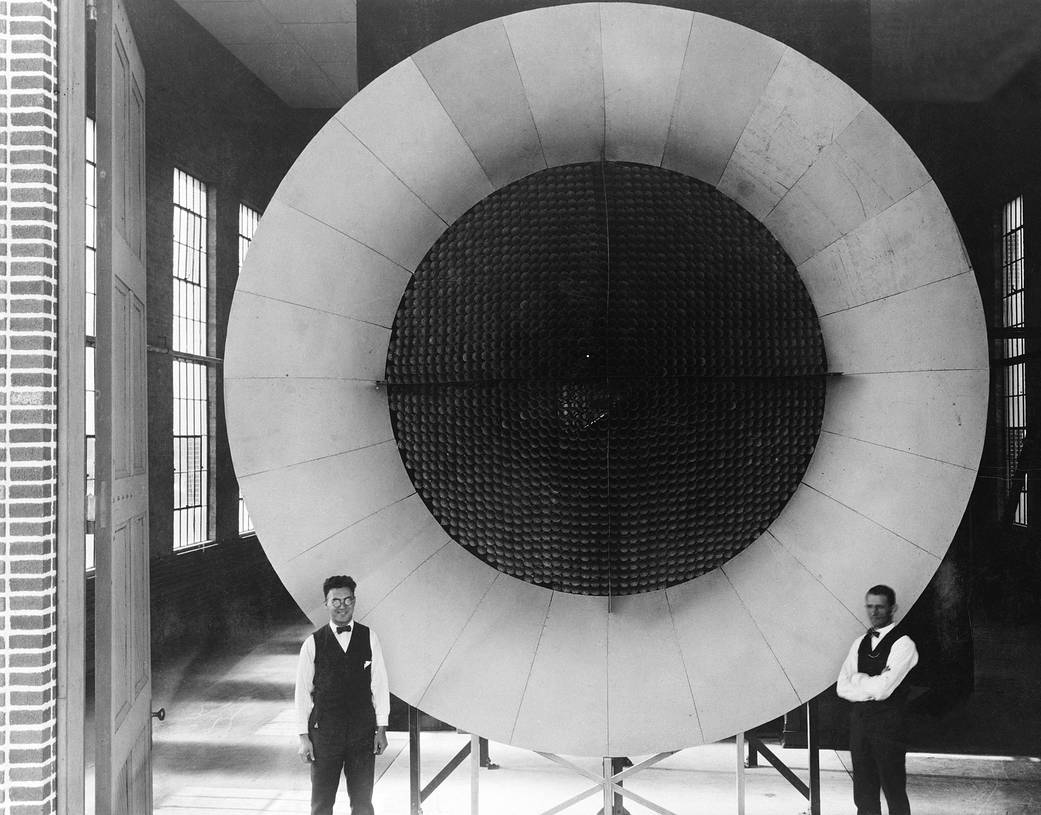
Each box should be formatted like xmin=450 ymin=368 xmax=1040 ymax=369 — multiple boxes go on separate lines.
xmin=408 ymin=706 xmax=481 ymax=815
xmin=406 ymin=700 xmax=823 ymax=814
xmin=741 ymin=698 xmax=822 ymax=814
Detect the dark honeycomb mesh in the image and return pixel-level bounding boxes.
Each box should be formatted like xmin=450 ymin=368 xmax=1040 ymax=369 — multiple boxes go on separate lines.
xmin=385 ymin=162 xmax=826 ymax=596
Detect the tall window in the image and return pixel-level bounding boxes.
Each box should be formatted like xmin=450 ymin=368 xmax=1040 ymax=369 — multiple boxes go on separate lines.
xmin=85 ymin=117 xmax=97 ymax=571
xmin=1002 ymin=195 xmax=1027 ymax=525
xmin=237 ymin=203 xmax=259 ymax=535
xmin=172 ymin=169 xmax=212 ymax=549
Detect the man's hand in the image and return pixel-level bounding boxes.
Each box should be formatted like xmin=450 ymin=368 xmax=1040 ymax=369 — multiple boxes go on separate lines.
xmin=298 ymin=734 xmax=315 ymax=763
xmin=374 ymin=726 xmax=388 ymax=756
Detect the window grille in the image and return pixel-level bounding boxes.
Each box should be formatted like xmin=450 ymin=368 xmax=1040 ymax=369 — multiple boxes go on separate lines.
xmin=172 ymin=169 xmax=212 ymax=548
xmin=1001 ymin=195 xmax=1027 ymax=526
xmin=173 ymin=359 xmax=209 ymax=548
xmin=236 ymin=202 xmax=259 ymax=535
xmin=85 ymin=117 xmax=97 ymax=571
xmin=172 ymin=169 xmax=208 ymax=356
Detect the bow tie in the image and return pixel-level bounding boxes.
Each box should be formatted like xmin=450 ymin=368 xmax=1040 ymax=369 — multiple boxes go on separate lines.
xmin=336 ymin=625 xmax=352 ymax=634
xmin=868 ymin=628 xmax=880 ymax=638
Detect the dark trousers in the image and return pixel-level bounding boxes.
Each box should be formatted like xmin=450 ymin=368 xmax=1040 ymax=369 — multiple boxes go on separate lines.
xmin=309 ymin=726 xmax=375 ymax=815
xmin=849 ymin=709 xmax=910 ymax=815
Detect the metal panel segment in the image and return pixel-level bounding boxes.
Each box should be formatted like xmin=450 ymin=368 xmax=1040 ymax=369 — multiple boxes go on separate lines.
xmin=511 ymin=592 xmax=610 ymax=754
xmin=362 ymin=544 xmax=500 ymax=701
xmin=718 ymin=48 xmax=867 ymax=220
xmin=819 ymin=272 xmax=988 ymax=374
xmin=234 ymin=198 xmax=411 ymax=329
xmin=663 ymin=13 xmax=784 ymax=185
xmin=802 ymin=431 xmax=978 ymax=557
xmin=274 ymin=118 xmax=448 ymax=269
xmin=601 ymin=3 xmax=692 ymax=165
xmin=667 ymin=570 xmax=801 ymax=743
xmin=821 ymin=369 xmax=989 ymax=468
xmin=768 ymin=484 xmax=940 ymax=619
xmin=336 ymin=58 xmax=494 ymax=222
xmin=413 ymin=18 xmax=546 ymax=187
xmin=225 ymin=291 xmax=390 ymax=381
xmin=239 ymin=441 xmax=415 ymax=556
xmin=225 ymin=378 xmax=394 ymax=477
xmin=504 ymin=3 xmax=605 ymax=168
xmin=607 ymin=591 xmax=703 ymax=754
xmin=799 ymin=181 xmax=971 ymax=316
xmin=420 ymin=575 xmax=553 ymax=745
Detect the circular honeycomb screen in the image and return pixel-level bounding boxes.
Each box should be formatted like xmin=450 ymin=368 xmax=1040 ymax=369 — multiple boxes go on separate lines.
xmin=385 ymin=162 xmax=827 ymax=596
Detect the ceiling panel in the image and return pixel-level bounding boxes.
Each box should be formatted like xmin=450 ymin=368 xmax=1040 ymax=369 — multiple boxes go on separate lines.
xmin=174 ymin=0 xmax=357 ymax=106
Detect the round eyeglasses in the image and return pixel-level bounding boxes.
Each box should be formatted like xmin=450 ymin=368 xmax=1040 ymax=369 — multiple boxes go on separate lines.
xmin=328 ymin=597 xmax=355 ymax=608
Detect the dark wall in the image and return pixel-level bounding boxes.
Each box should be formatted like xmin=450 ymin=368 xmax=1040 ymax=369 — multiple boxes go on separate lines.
xmin=882 ymin=65 xmax=1041 ymax=625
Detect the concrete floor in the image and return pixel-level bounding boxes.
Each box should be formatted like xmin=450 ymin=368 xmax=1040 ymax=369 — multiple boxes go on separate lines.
xmin=141 ymin=620 xmax=1041 ymax=815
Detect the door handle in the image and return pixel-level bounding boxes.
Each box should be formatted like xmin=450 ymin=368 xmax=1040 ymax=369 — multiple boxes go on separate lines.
xmin=151 ymin=708 xmax=166 ymax=722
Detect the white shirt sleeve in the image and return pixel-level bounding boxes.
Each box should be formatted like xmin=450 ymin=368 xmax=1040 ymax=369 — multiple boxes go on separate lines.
xmin=836 ymin=638 xmax=866 ymax=701
xmin=370 ymin=629 xmax=390 ymax=727
xmin=295 ymin=634 xmax=316 ymax=736
xmin=837 ymin=634 xmax=919 ymax=702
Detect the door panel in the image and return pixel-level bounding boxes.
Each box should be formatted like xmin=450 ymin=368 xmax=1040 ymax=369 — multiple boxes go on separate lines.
xmin=132 ymin=514 xmax=150 ymax=696
xmin=96 ymin=0 xmax=151 ymax=812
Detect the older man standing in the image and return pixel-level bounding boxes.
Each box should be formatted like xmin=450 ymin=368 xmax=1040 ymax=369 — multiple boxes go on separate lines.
xmin=837 ymin=584 xmax=919 ymax=815
xmin=295 ymin=575 xmax=390 ymax=815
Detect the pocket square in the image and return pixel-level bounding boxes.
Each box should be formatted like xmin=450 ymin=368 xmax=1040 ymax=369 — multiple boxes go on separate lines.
xmin=364 ymin=660 xmax=372 ymax=669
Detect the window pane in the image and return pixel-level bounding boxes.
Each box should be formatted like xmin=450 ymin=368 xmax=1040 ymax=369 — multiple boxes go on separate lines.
xmin=172 ymin=169 xmax=208 ymax=356
xmin=238 ymin=493 xmax=254 ymax=535
xmin=238 ymin=203 xmax=259 ymax=272
xmin=85 ymin=119 xmax=98 ymax=572
xmin=172 ymin=358 xmax=210 ymax=548
xmin=236 ymin=203 xmax=261 ymax=536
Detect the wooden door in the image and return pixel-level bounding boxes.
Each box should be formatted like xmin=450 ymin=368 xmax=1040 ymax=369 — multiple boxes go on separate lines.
xmin=95 ymin=0 xmax=151 ymax=812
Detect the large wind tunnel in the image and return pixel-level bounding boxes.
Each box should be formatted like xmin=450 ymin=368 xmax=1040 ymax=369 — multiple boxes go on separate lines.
xmin=225 ymin=4 xmax=988 ymax=756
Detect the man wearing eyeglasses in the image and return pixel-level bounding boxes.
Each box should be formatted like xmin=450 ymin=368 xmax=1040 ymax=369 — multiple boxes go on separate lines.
xmin=836 ymin=584 xmax=919 ymax=815
xmin=295 ymin=575 xmax=390 ymax=815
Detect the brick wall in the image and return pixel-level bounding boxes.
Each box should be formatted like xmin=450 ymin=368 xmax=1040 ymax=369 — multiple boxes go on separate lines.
xmin=1 ymin=1 xmax=60 ymax=813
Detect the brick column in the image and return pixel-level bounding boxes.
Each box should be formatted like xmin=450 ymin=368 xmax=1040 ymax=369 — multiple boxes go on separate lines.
xmin=1 ymin=1 xmax=61 ymax=813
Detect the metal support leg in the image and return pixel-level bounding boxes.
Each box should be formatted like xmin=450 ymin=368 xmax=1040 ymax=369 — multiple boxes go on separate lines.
xmin=746 ymin=736 xmax=809 ymax=797
xmin=746 ymin=735 xmax=759 ymax=768
xmin=535 ymin=751 xmax=678 ymax=815
xmin=736 ymin=733 xmax=746 ymax=815
xmin=606 ymin=757 xmax=631 ymax=814
xmin=603 ymin=757 xmax=613 ymax=815
xmin=409 ymin=706 xmax=421 ymax=815
xmin=479 ymin=736 xmax=498 ymax=769
xmin=470 ymin=733 xmax=480 ymax=815
xmin=807 ymin=698 xmax=821 ymax=815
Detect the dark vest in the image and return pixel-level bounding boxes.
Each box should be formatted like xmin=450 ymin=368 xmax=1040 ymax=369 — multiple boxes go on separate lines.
xmin=855 ymin=624 xmax=912 ymax=713
xmin=309 ymin=623 xmax=377 ymax=735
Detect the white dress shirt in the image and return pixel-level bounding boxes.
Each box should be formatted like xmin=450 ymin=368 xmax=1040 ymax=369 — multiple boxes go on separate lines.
xmin=295 ymin=621 xmax=391 ymax=735
xmin=836 ymin=621 xmax=918 ymax=703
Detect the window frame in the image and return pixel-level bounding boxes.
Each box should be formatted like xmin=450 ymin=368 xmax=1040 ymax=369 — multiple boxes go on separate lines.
xmin=85 ymin=116 xmax=97 ymax=572
xmin=1000 ymin=195 xmax=1028 ymax=526
xmin=236 ymin=201 xmax=260 ymax=536
xmin=171 ymin=168 xmax=217 ymax=551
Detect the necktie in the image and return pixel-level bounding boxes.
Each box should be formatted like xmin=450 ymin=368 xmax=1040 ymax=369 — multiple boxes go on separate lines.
xmin=869 ymin=628 xmax=880 ymax=638
xmin=337 ymin=625 xmax=352 ymax=634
